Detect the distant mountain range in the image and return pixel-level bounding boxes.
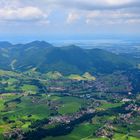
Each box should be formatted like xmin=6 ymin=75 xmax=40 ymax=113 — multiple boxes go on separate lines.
xmin=0 ymin=41 xmax=138 ymax=75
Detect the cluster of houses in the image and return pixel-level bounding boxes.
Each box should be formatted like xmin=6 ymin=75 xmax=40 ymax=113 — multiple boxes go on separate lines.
xmin=49 ymin=108 xmax=95 ymax=124
xmin=117 ymin=103 xmax=140 ymax=124
xmin=4 ymin=128 xmax=24 ymax=140
xmin=125 ymin=103 xmax=140 ymax=113
xmin=47 ymin=73 xmax=132 ymax=96
xmin=96 ymin=123 xmax=114 ymax=138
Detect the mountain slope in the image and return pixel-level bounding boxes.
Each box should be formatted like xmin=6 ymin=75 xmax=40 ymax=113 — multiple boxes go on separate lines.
xmin=0 ymin=41 xmax=137 ymax=75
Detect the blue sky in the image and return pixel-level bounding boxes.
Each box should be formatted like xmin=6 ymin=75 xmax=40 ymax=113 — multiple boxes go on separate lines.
xmin=0 ymin=0 xmax=140 ymax=42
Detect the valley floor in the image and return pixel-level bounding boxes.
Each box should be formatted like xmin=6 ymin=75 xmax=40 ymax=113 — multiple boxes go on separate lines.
xmin=0 ymin=92 xmax=140 ymax=140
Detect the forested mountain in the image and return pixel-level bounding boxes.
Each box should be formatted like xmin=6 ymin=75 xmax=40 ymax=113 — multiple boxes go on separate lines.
xmin=0 ymin=41 xmax=137 ymax=74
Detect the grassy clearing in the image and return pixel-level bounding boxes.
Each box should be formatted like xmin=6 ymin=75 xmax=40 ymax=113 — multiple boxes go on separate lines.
xmin=68 ymin=72 xmax=96 ymax=81
xmin=68 ymin=74 xmax=84 ymax=81
xmin=57 ymin=96 xmax=83 ymax=114
xmin=0 ymin=69 xmax=20 ymax=77
xmin=21 ymin=84 xmax=38 ymax=93
xmin=97 ymin=101 xmax=123 ymax=110
xmin=4 ymin=99 xmax=50 ymax=120
xmin=6 ymin=78 xmax=18 ymax=84
xmin=113 ymin=133 xmax=140 ymax=140
xmin=44 ymin=123 xmax=99 ymax=140
xmin=58 ymin=102 xmax=81 ymax=115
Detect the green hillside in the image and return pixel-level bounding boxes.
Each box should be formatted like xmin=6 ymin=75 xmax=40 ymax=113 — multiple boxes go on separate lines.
xmin=0 ymin=41 xmax=137 ymax=75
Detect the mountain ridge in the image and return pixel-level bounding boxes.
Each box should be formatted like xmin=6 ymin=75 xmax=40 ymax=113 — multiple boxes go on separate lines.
xmin=0 ymin=41 xmax=137 ymax=75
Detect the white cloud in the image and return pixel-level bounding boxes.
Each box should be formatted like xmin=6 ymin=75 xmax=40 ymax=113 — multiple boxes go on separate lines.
xmin=86 ymin=11 xmax=100 ymax=18
xmin=46 ymin=0 xmax=140 ymax=10
xmin=44 ymin=0 xmax=140 ymax=25
xmin=0 ymin=6 xmax=47 ymax=21
xmin=0 ymin=0 xmax=139 ymax=25
xmin=66 ymin=12 xmax=80 ymax=23
xmin=85 ymin=10 xmax=140 ymax=25
xmin=105 ymin=0 xmax=134 ymax=5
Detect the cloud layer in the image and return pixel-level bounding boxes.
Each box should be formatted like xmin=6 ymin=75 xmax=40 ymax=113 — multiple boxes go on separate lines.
xmin=0 ymin=0 xmax=139 ymax=23
xmin=47 ymin=0 xmax=140 ymax=10
xmin=0 ymin=0 xmax=139 ymax=40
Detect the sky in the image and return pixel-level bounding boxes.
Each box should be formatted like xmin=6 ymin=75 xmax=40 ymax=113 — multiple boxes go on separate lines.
xmin=0 ymin=0 xmax=140 ymax=42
